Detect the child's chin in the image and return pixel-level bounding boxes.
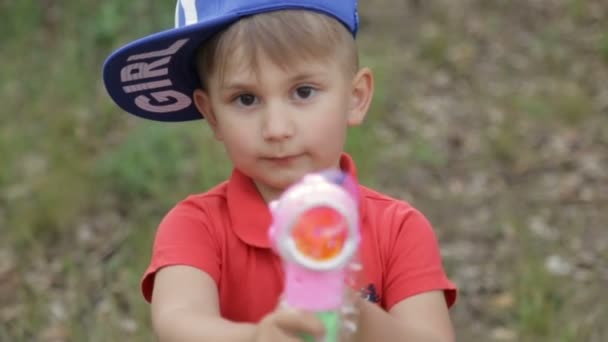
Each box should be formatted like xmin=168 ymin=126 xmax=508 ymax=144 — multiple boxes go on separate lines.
xmin=264 ymin=173 xmax=306 ymax=190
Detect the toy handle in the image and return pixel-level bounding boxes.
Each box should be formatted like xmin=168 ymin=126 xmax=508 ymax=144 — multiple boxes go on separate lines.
xmin=302 ymin=311 xmax=340 ymax=342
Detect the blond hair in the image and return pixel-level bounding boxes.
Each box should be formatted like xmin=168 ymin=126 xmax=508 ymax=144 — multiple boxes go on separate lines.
xmin=195 ymin=10 xmax=359 ymax=91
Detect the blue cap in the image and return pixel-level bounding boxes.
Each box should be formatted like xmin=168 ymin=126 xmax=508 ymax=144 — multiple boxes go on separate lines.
xmin=102 ymin=0 xmax=359 ymax=122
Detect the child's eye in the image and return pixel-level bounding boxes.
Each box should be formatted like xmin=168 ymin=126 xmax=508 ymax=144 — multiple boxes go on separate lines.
xmin=294 ymin=86 xmax=316 ymax=100
xmin=235 ymin=94 xmax=258 ymax=106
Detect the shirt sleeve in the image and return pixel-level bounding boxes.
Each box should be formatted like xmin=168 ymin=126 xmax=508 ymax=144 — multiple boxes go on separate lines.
xmin=383 ymin=205 xmax=457 ymax=311
xmin=141 ymin=198 xmax=221 ymax=303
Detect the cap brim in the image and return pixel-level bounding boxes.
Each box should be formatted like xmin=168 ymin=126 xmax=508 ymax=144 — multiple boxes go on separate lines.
xmin=103 ymin=14 xmax=238 ymax=122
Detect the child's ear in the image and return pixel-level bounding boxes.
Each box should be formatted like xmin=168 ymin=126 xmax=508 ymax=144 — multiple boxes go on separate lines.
xmin=193 ymin=89 xmax=223 ymax=141
xmin=347 ymin=67 xmax=374 ymax=126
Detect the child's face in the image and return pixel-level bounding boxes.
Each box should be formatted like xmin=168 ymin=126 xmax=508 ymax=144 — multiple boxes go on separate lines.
xmin=194 ymin=53 xmax=372 ymax=201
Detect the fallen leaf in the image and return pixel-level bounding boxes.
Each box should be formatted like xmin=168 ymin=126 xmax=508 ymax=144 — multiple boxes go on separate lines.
xmin=491 ymin=292 xmax=515 ymax=310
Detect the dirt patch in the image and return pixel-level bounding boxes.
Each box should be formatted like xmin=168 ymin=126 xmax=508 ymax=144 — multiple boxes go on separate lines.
xmin=359 ymin=0 xmax=608 ymax=340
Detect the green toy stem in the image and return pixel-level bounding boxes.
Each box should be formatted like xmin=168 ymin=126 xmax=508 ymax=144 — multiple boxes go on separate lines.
xmin=302 ymin=311 xmax=340 ymax=342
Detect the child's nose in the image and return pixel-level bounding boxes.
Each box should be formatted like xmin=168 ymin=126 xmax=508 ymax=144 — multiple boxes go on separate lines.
xmin=261 ymin=101 xmax=295 ymax=141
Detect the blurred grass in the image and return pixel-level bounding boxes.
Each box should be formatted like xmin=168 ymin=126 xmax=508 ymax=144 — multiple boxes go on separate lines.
xmin=600 ymin=31 xmax=608 ymax=63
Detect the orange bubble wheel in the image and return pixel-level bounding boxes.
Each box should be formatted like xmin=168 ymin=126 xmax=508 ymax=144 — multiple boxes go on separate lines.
xmin=291 ymin=206 xmax=349 ymax=261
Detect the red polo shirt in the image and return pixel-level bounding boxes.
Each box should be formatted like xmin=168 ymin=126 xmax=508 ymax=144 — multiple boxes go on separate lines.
xmin=142 ymin=154 xmax=456 ymax=322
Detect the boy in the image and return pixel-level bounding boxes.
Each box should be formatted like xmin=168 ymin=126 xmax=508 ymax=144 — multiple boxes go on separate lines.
xmin=103 ymin=1 xmax=457 ymax=341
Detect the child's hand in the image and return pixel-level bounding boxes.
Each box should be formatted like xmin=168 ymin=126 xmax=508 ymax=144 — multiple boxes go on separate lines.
xmin=340 ymin=288 xmax=363 ymax=341
xmin=253 ymin=306 xmax=325 ymax=342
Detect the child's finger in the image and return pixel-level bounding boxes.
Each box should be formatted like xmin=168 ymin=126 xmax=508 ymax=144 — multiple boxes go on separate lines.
xmin=274 ymin=309 xmax=326 ymax=336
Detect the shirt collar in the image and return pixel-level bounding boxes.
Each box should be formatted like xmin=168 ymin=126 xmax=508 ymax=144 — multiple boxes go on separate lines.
xmin=227 ymin=153 xmax=360 ymax=248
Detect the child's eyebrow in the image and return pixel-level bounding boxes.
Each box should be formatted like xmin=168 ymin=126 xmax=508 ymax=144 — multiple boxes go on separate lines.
xmin=221 ymin=71 xmax=328 ymax=91
xmin=220 ymin=81 xmax=255 ymax=91
xmin=286 ymin=71 xmax=324 ymax=83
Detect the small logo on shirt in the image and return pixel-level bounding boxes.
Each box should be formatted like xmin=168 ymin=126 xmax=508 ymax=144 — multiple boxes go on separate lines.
xmin=360 ymin=283 xmax=381 ymax=304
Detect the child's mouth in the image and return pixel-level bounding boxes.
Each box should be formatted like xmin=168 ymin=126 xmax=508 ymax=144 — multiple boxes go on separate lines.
xmin=265 ymin=154 xmax=301 ymax=165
